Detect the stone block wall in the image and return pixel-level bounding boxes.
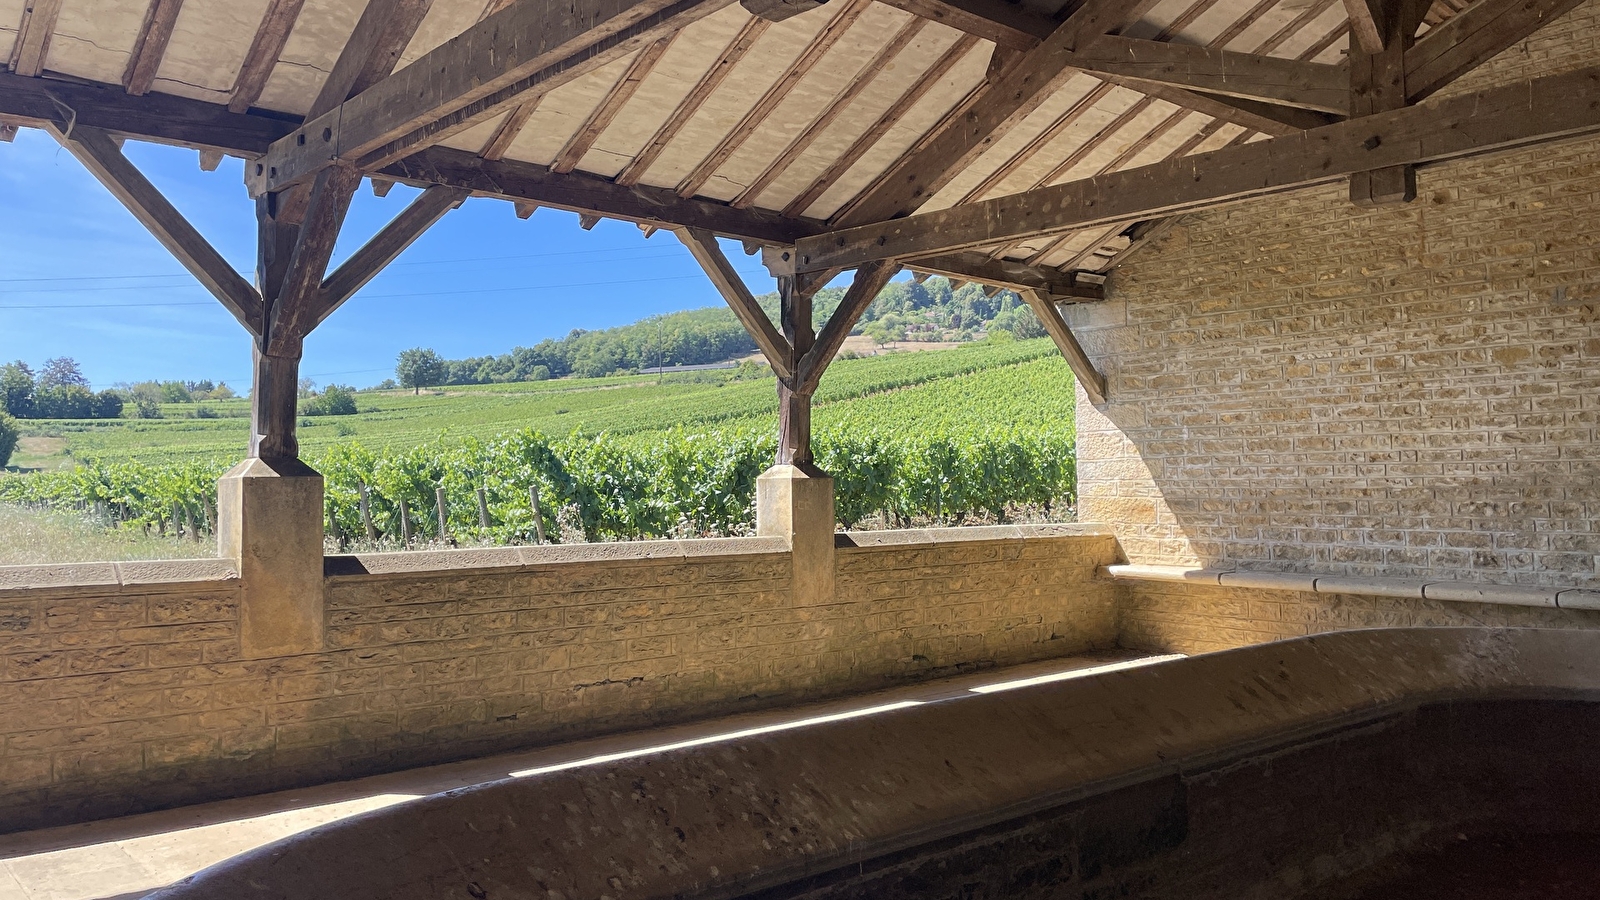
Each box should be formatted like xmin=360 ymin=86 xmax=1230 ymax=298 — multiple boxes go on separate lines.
xmin=0 ymin=526 xmax=1118 ymax=833
xmin=1120 ymin=580 xmax=1600 ymax=657
xmin=1073 ymin=3 xmax=1600 ymax=587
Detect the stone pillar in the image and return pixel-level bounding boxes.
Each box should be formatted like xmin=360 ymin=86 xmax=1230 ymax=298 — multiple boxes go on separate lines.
xmin=757 ymin=463 xmax=836 ymax=607
xmin=218 ymin=456 xmax=325 ymax=657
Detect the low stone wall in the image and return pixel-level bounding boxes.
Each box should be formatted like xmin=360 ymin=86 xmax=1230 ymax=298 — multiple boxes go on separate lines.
xmin=0 ymin=525 xmax=1117 ymax=833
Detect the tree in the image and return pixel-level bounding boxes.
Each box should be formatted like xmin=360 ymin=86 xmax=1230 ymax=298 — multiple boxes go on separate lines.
xmin=0 ymin=362 xmax=34 ymax=418
xmin=396 ymin=348 xmax=446 ymax=394
xmin=210 ymin=382 xmax=236 ymax=400
xmin=37 ymin=357 xmax=89 ymax=391
xmin=160 ymin=381 xmax=193 ymax=403
xmin=302 ymin=384 xmax=358 ymax=416
xmin=0 ymin=411 xmax=17 ymax=468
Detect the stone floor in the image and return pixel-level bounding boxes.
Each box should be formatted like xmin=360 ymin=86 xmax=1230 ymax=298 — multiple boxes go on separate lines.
xmin=0 ymin=651 xmax=1175 ymax=900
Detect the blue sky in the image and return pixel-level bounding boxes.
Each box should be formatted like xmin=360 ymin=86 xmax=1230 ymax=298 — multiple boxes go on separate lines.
xmin=0 ymin=128 xmax=794 ymax=391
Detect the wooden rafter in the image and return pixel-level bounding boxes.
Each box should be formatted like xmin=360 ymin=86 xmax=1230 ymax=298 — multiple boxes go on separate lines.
xmin=875 ymin=0 xmax=1050 ymax=51
xmin=732 ymin=16 xmax=928 ymax=211
xmin=795 ymin=63 xmax=1600 ymax=271
xmin=903 ymin=252 xmax=1102 ymax=300
xmin=123 ymin=0 xmax=186 ymax=96
xmin=47 ymin=123 xmax=263 ymax=334
xmin=479 ymin=101 xmax=540 ymax=160
xmin=835 ymin=0 xmax=1162 ymax=227
xmin=675 ymin=227 xmax=794 ymax=380
xmin=313 ymin=185 xmax=468 ymax=327
xmin=955 ymin=82 xmax=1114 ymax=206
xmin=8 ymin=0 xmax=64 ymax=77
xmin=675 ymin=0 xmax=870 ymax=200
xmin=1404 ymin=0 xmax=1587 ymax=102
xmin=1343 ymin=0 xmax=1389 ymax=55
xmin=229 ymin=0 xmax=308 ymax=113
xmin=250 ymin=0 xmax=736 ymax=195
xmin=781 ymin=33 xmax=981 ymax=218
xmin=310 ymin=0 xmax=434 ymax=119
xmin=1022 ymin=289 xmax=1106 ymax=403
xmin=551 ymin=36 xmax=674 ymax=174
xmin=614 ymin=16 xmax=770 ymax=187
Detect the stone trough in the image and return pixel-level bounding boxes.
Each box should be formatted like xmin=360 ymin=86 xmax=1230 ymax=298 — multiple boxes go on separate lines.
xmin=149 ymin=627 xmax=1600 ymax=899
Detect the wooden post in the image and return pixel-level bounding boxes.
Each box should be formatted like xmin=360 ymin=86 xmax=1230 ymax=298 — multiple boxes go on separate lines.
xmin=187 ymin=507 xmax=200 ymax=542
xmin=328 ymin=506 xmax=343 ymax=549
xmin=400 ymin=499 xmax=412 ymax=547
xmin=529 ymin=484 xmax=547 ymax=544
xmin=476 ymin=486 xmax=491 ymax=529
xmin=435 ymin=486 xmax=450 ymax=542
xmin=776 ymin=274 xmax=814 ymax=467
xmin=359 ymin=483 xmax=377 ymax=541
xmin=1348 ymin=0 xmax=1428 ymax=206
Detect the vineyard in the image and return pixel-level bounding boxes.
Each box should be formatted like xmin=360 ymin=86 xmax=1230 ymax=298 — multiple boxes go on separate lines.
xmin=0 ymin=340 xmax=1079 ymax=547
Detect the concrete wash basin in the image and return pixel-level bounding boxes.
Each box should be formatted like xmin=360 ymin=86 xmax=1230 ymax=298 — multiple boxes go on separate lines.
xmin=150 ymin=627 xmax=1600 ymax=899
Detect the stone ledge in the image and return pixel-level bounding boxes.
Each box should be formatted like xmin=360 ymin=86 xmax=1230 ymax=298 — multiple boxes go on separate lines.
xmin=326 ymin=537 xmax=792 ymax=579
xmin=836 ymin=523 xmax=1112 ymax=551
xmin=0 ymin=559 xmax=237 ymax=596
xmin=1104 ymin=565 xmax=1600 ymax=611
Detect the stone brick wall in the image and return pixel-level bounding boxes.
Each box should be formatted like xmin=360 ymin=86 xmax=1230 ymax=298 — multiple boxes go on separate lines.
xmin=1121 ymin=580 xmax=1600 ymax=656
xmin=1073 ymin=3 xmax=1600 ymax=587
xmin=0 ymin=526 xmax=1118 ymax=833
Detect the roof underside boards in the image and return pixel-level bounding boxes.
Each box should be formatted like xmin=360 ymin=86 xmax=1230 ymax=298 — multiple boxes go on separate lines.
xmin=3 ymin=0 xmax=1486 ymax=280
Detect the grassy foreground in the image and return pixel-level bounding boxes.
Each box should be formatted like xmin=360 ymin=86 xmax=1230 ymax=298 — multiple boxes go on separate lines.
xmin=0 ymin=504 xmax=206 ymax=565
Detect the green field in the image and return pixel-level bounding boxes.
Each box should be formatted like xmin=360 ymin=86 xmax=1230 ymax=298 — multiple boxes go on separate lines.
xmin=2 ymin=339 xmax=1080 ymax=549
xmin=15 ymin=338 xmax=1071 ymax=467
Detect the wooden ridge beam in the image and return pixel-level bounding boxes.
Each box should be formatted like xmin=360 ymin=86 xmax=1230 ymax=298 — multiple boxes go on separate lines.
xmin=836 ymin=0 xmax=1161 ymax=226
xmin=8 ymin=0 xmax=63 ymax=77
xmin=676 ymin=0 xmax=869 ymax=199
xmin=795 ymin=64 xmax=1600 ymax=272
xmin=1071 ymin=36 xmax=1349 ymax=115
xmin=47 ymin=123 xmax=263 ymax=334
xmin=1404 ymin=0 xmax=1587 ymax=102
xmin=380 ymin=146 xmax=822 ymax=244
xmin=675 ymin=227 xmax=794 ymax=380
xmin=551 ymin=36 xmax=673 ymax=174
xmin=229 ymin=0 xmax=307 ymax=113
xmin=1022 ymin=289 xmax=1105 ymax=403
xmin=249 ymin=0 xmax=734 ymax=196
xmin=313 ymin=185 xmax=467 ymax=327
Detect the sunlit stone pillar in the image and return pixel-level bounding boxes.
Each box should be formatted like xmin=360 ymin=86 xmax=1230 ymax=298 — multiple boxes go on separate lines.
xmin=758 ymin=463 xmax=835 ymax=608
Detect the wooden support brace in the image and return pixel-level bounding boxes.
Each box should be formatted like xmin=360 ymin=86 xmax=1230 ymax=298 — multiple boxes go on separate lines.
xmin=674 ymin=227 xmax=793 ymax=380
xmin=266 ymin=164 xmax=362 ymax=356
xmin=796 ymin=260 xmax=897 ymax=394
xmin=48 ymin=123 xmax=263 ymax=335
xmin=314 ymin=185 xmax=468 ymax=327
xmin=1348 ymin=0 xmax=1428 ymax=206
xmin=1023 ymin=289 xmax=1105 ymax=404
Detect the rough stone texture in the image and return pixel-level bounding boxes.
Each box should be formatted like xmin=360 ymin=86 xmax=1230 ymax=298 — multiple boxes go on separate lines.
xmin=0 ymin=527 xmax=1117 ymax=833
xmin=757 ymin=464 xmax=837 ymax=608
xmin=217 ymin=457 xmax=325 ymax=658
xmin=1074 ymin=3 xmax=1600 ymax=588
xmin=1120 ymin=580 xmax=1600 ymax=656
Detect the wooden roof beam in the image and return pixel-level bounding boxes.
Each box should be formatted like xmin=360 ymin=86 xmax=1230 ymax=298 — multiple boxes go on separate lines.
xmin=836 ymin=0 xmax=1163 ymax=226
xmin=675 ymin=227 xmax=794 ymax=380
xmin=379 ymin=146 xmax=822 ymax=244
xmin=8 ymin=0 xmax=63 ymax=77
xmin=248 ymin=0 xmax=734 ymax=196
xmin=313 ymin=185 xmax=468 ymax=327
xmin=1071 ymin=36 xmax=1349 ymax=115
xmin=1404 ymin=0 xmax=1587 ymax=102
xmin=615 ymin=16 xmax=769 ymax=187
xmin=229 ymin=0 xmax=308 ymax=113
xmin=905 ymin=252 xmax=1102 ymax=301
xmin=876 ymin=0 xmax=1051 ymax=51
xmin=795 ymin=63 xmax=1600 ymax=271
xmin=676 ymin=0 xmax=869 ymax=199
xmin=46 ymin=122 xmax=263 ymax=335
xmin=1022 ymin=289 xmax=1105 ymax=403
xmin=551 ymin=36 xmax=674 ymax=174
xmin=123 ymin=0 xmax=186 ymax=96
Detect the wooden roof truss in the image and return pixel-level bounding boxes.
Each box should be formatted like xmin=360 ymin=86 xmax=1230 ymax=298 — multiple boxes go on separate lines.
xmin=0 ymin=0 xmax=1593 ymax=447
